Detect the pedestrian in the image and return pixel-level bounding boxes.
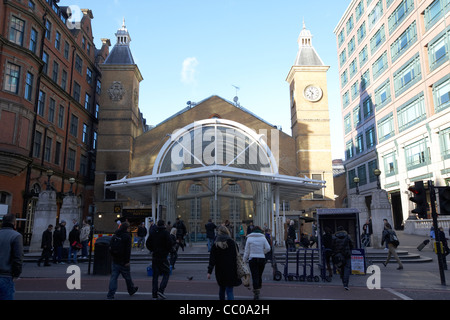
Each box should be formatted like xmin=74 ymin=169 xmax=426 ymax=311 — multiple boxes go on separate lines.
xmin=0 ymin=213 xmax=23 ymax=300
xmin=264 ymin=228 xmax=273 ymax=261
xmin=52 ymin=224 xmax=64 ymax=264
xmin=38 ymin=224 xmax=53 ymax=267
xmin=80 ymin=221 xmax=90 ymax=259
xmin=107 ymin=222 xmax=138 ymax=299
xmin=362 ymin=219 xmax=372 ymax=247
xmin=332 ymin=226 xmax=353 ymax=290
xmin=169 ymin=227 xmax=179 ymax=269
xmin=68 ymin=224 xmax=81 ymax=264
xmin=137 ymin=222 xmax=147 ymax=251
xmin=146 ymin=220 xmax=173 ymax=300
xmin=174 ymin=217 xmax=187 ymax=251
xmin=438 ymin=227 xmax=449 ymax=270
xmin=207 ymin=225 xmax=242 ymax=300
xmin=205 ymin=218 xmax=217 ymax=252
xmin=322 ymin=227 xmax=333 ymax=278
xmin=287 ymin=220 xmax=296 ymax=251
xmin=381 ymin=223 xmax=403 ymax=270
xmin=243 ymin=225 xmax=271 ymax=300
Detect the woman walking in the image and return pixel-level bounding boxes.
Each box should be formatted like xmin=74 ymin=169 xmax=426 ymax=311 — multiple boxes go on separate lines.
xmin=244 ymin=226 xmax=271 ymax=300
xmin=207 ymin=226 xmax=242 ymax=300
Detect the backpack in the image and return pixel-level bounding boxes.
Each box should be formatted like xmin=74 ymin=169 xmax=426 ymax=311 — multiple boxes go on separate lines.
xmin=389 ymin=230 xmax=399 ymax=248
xmin=109 ymin=234 xmax=123 ymax=257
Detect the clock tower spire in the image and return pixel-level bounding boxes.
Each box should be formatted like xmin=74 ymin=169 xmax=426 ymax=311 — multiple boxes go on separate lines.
xmin=286 ymin=21 xmax=335 ymax=210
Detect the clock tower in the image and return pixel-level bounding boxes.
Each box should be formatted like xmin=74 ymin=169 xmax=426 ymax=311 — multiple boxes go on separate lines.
xmin=286 ymin=21 xmax=335 ymax=210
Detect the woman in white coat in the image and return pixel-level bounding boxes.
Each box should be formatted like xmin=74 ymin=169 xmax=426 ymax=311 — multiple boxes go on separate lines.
xmin=243 ymin=226 xmax=271 ymax=300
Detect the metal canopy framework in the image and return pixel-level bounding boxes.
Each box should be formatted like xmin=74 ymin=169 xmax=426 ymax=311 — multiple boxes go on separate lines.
xmin=105 ymin=119 xmax=326 ymax=244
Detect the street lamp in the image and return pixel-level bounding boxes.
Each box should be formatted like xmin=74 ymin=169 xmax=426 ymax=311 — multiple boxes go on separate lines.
xmin=353 ymin=176 xmax=360 ymax=195
xmin=68 ymin=177 xmax=76 ymax=195
xmin=374 ymin=169 xmax=381 ymax=189
xmin=46 ymin=169 xmax=54 ymax=190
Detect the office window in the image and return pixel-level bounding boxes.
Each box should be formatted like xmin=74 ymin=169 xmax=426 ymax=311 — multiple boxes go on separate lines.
xmin=439 ymin=127 xmax=450 ymax=159
xmin=351 ymin=80 xmax=360 ymax=100
xmin=397 ymin=93 xmax=426 ymax=132
xmin=372 ymin=51 xmax=388 ymax=81
xmin=75 ymin=54 xmax=83 ymax=74
xmin=383 ymin=152 xmax=397 ymax=176
xmin=391 ymin=21 xmax=417 ymax=63
xmin=346 ymin=15 xmax=354 ymax=35
xmin=33 ymin=131 xmax=42 ymax=158
xmin=86 ymin=67 xmax=93 ymax=84
xmin=362 ymin=95 xmax=373 ymax=119
xmin=70 ymin=114 xmax=78 ymax=137
xmin=54 ymin=141 xmax=61 ymax=165
xmin=348 ymin=36 xmax=356 ymax=56
xmin=343 ymin=91 xmax=350 ymax=108
xmin=339 ymin=49 xmax=347 ymax=68
xmin=357 ymin=22 xmax=366 ymax=45
xmin=64 ymin=41 xmax=69 ymax=59
xmin=375 ymin=79 xmax=392 ymax=111
xmin=355 ymin=1 xmax=365 ymax=22
xmin=67 ymin=148 xmax=76 ymax=171
xmin=58 ymin=105 xmax=65 ymax=128
xmin=55 ymin=31 xmax=61 ymax=50
xmin=96 ymin=80 xmax=102 ymax=94
xmin=365 ymin=126 xmax=376 ymax=149
xmin=349 ymin=59 xmax=358 ymax=79
xmin=388 ymin=0 xmax=414 ymax=35
xmin=4 ymin=63 xmax=20 ymax=94
xmin=73 ymin=82 xmax=81 ymax=102
xmin=341 ymin=70 xmax=348 ymax=87
xmin=359 ymin=45 xmax=369 ymax=68
xmin=44 ymin=136 xmax=52 ymax=162
xmin=346 ymin=140 xmax=354 ymax=160
xmin=48 ymin=98 xmax=56 ymax=123
xmin=424 ymin=0 xmax=450 ymax=31
xmin=405 ymin=139 xmax=430 ymax=170
xmin=84 ymin=93 xmax=91 ymax=111
xmin=356 ymin=134 xmax=364 ymax=154
xmin=393 ymin=53 xmax=421 ymax=97
xmin=93 ymin=131 xmax=98 ymax=150
xmin=358 ymin=164 xmax=367 ymax=185
xmin=37 ymin=91 xmax=45 ymax=116
xmin=353 ymin=105 xmax=361 ymax=128
xmin=25 ymin=72 xmax=34 ymax=101
xmin=52 ymin=61 xmax=59 ymax=83
xmin=42 ymin=52 xmax=49 ymax=74
xmin=95 ymin=104 xmax=100 ymax=119
xmin=344 ymin=113 xmax=352 ymax=134
xmin=368 ymin=159 xmax=378 ymax=182
xmin=377 ymin=113 xmax=394 ymax=142
xmin=29 ymin=28 xmax=38 ymax=53
xmin=348 ymin=168 xmax=357 ymax=189
xmin=338 ymin=29 xmax=345 ymax=47
xmin=432 ymin=76 xmax=450 ymax=113
xmin=61 ymin=70 xmax=67 ymax=91
xmin=82 ymin=123 xmax=89 ymax=144
xmin=9 ymin=16 xmax=25 ymax=46
xmin=428 ymin=30 xmax=449 ymax=72
xmin=360 ymin=69 xmax=370 ymax=91
xmin=45 ymin=19 xmax=52 ymax=40
xmin=368 ymin=0 xmax=383 ymax=30
xmin=370 ymin=24 xmax=386 ymax=55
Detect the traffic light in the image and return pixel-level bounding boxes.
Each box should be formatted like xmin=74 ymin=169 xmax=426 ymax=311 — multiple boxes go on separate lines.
xmin=436 ymin=186 xmax=450 ymax=215
xmin=409 ymin=181 xmax=428 ymax=219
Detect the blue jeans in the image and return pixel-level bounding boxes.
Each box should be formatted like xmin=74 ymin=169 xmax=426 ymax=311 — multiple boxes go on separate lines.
xmin=107 ymin=263 xmax=135 ymax=299
xmin=0 ymin=277 xmax=15 ymax=300
xmin=219 ymin=286 xmax=234 ymax=300
xmin=207 ymin=238 xmax=214 ymax=252
xmin=152 ymin=257 xmax=170 ymax=297
xmin=339 ymin=258 xmax=352 ymax=287
xmin=68 ymin=247 xmax=78 ymax=263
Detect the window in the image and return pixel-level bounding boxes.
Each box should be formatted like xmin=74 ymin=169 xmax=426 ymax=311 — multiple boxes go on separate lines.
xmin=365 ymin=126 xmax=376 ymax=149
xmin=55 ymin=31 xmax=61 ymax=50
xmin=432 ymin=76 xmax=450 ymax=113
xmin=347 ymin=15 xmax=354 ymax=35
xmin=428 ymin=30 xmax=449 ymax=72
xmin=393 ymin=53 xmax=421 ymax=97
xmin=95 ymin=104 xmax=100 ymax=119
xmin=359 ymin=45 xmax=369 ymax=68
xmin=356 ymin=134 xmax=364 ymax=154
xmin=368 ymin=0 xmax=383 ymax=30
xmin=64 ymin=41 xmax=69 ymax=59
xmin=362 ymin=96 xmax=373 ymax=119
xmin=351 ymin=80 xmax=360 ymax=100
xmin=338 ymin=29 xmax=345 ymax=47
xmin=42 ymin=52 xmax=49 ymax=74
xmin=45 ymin=19 xmax=52 ymax=40
xmin=372 ymin=51 xmax=388 ymax=81
xmin=9 ymin=16 xmax=25 ymax=46
xmin=73 ymin=82 xmax=81 ymax=102
xmin=397 ymin=93 xmax=426 ymax=132
xmin=353 ymin=105 xmax=361 ymax=128
xmin=28 ymin=1 xmax=36 ymax=10
xmin=80 ymin=155 xmax=88 ymax=177
xmin=61 ymin=70 xmax=67 ymax=91
xmin=44 ymin=136 xmax=52 ymax=162
xmin=86 ymin=67 xmax=93 ymax=84
xmin=341 ymin=70 xmax=348 ymax=87
xmin=368 ymin=159 xmax=378 ymax=182
xmin=25 ymin=72 xmax=34 ymax=101
xmin=391 ymin=21 xmax=417 ymax=63
xmin=439 ymin=127 xmax=450 ymax=159
xmin=37 ymin=91 xmax=45 ymax=116
xmin=349 ymin=59 xmax=358 ymax=79
xmin=93 ymin=131 xmax=98 ymax=150
xmin=4 ymin=63 xmax=20 ymax=94
xmin=357 ymin=22 xmax=366 ymax=45
xmin=343 ymin=91 xmax=350 ymax=108
xmin=348 ymin=168 xmax=356 ymax=189
xmin=33 ymin=131 xmax=42 ymax=158
xmin=388 ymin=0 xmax=414 ymax=35
xmin=424 ymin=0 xmax=450 ymax=30
xmin=84 ymin=93 xmax=91 ymax=111
xmin=383 ymin=152 xmax=397 ymax=176
xmin=67 ymin=148 xmax=76 ymax=171
xmin=52 ymin=61 xmax=59 ymax=83
xmin=357 ymin=164 xmax=367 ymax=185
xmin=70 ymin=114 xmax=78 ymax=137
xmin=339 ymin=49 xmax=347 ymax=68
xmin=96 ymin=80 xmax=102 ymax=94
xmin=370 ymin=25 xmax=386 ymax=55
xmin=377 ymin=113 xmax=394 ymax=142
xmin=75 ymin=54 xmax=83 ymax=74
xmin=355 ymin=1 xmax=365 ymax=22
xmin=344 ymin=113 xmax=352 ymax=134
xmin=58 ymin=105 xmax=65 ymax=128
xmin=29 ymin=28 xmax=38 ymax=53
xmin=348 ymin=37 xmax=356 ymax=56
xmin=405 ymin=139 xmax=430 ymax=170
xmin=360 ymin=69 xmax=370 ymax=91
xmin=82 ymin=123 xmax=89 ymax=144
xmin=375 ymin=79 xmax=392 ymax=111
xmin=346 ymin=140 xmax=354 ymax=160
xmin=48 ymin=98 xmax=56 ymax=123
xmin=54 ymin=141 xmax=61 ymax=165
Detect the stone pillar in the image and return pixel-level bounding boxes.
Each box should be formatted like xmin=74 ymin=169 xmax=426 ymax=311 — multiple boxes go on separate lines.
xmin=59 ymin=195 xmax=80 ymax=237
xmin=29 ymin=190 xmax=58 ymax=252
xmin=370 ymin=189 xmax=392 ymax=249
xmin=348 ymin=194 xmax=368 ymax=238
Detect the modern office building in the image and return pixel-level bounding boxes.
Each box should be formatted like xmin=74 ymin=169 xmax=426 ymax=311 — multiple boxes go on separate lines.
xmin=335 ymin=0 xmax=450 ymax=229
xmin=0 ymin=0 xmax=109 ymax=241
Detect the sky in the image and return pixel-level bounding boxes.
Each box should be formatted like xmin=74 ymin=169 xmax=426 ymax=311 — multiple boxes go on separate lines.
xmin=65 ymin=0 xmax=348 ymax=160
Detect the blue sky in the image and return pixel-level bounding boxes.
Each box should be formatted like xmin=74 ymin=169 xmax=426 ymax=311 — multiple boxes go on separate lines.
xmin=66 ymin=0 xmax=348 ymax=159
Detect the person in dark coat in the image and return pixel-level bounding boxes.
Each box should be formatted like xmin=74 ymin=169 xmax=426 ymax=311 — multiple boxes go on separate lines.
xmin=207 ymin=226 xmax=242 ymax=300
xmin=146 ymin=220 xmax=174 ymax=300
xmin=205 ymin=219 xmax=217 ymax=252
xmin=287 ymin=220 xmax=296 ymax=251
xmin=137 ymin=222 xmax=147 ymax=251
xmin=173 ymin=218 xmax=187 ymax=251
xmin=52 ymin=224 xmax=64 ymax=264
xmin=68 ymin=224 xmax=80 ymax=264
xmin=332 ymin=226 xmax=353 ymax=290
xmin=107 ymin=222 xmax=138 ymax=299
xmin=38 ymin=225 xmax=53 ymax=267
xmin=322 ymin=227 xmax=333 ymax=278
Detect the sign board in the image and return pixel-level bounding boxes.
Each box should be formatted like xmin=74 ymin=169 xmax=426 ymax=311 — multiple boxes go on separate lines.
xmin=351 ymin=249 xmax=366 ymax=274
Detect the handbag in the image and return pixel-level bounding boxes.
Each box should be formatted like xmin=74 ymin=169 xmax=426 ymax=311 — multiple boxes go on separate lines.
xmin=235 ymin=243 xmax=250 ymax=287
xmin=72 ymin=241 xmax=82 ymax=249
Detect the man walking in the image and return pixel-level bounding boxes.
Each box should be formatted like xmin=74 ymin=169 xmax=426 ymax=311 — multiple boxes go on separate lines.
xmin=146 ymin=220 xmax=174 ymax=300
xmin=332 ymin=226 xmax=353 ymax=290
xmin=381 ymin=223 xmax=403 ymax=270
xmin=107 ymin=222 xmax=138 ymax=299
xmin=0 ymin=213 xmax=23 ymax=300
xmin=38 ymin=225 xmax=53 ymax=266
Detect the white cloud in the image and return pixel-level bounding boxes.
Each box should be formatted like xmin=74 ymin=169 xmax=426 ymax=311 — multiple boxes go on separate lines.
xmin=181 ymin=57 xmax=199 ymax=85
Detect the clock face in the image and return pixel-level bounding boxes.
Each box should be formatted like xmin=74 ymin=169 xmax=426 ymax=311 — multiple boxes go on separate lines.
xmin=304 ymin=85 xmax=323 ymax=102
